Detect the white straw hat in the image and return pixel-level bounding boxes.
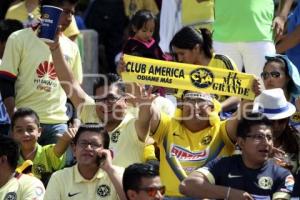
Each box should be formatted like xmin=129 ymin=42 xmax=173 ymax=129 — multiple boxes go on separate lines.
xmin=253 ymin=88 xmax=296 ymax=120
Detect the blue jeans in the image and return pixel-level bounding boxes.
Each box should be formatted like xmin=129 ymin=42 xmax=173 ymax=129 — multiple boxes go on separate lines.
xmin=39 ymin=123 xmax=68 ymax=145
xmin=38 ymin=123 xmax=74 ymax=165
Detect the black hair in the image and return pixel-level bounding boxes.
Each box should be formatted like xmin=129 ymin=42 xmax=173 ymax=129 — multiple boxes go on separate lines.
xmin=73 ymin=123 xmax=110 ymax=149
xmin=170 ymin=26 xmax=213 ymax=59
xmin=40 ymin=0 xmax=79 ymax=8
xmin=123 ymin=162 xmax=159 ymax=199
xmin=0 ymin=135 xmax=20 ymax=170
xmin=0 ymin=19 xmax=23 ymax=43
xmin=93 ymin=73 xmax=125 ymax=96
xmin=11 ymin=107 xmax=40 ymax=129
xmin=128 ymin=9 xmax=156 ymax=37
xmin=237 ymin=113 xmax=272 ymax=138
xmin=263 ymin=56 xmax=292 ymax=93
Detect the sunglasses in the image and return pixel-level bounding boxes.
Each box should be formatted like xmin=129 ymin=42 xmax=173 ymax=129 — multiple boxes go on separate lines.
xmin=260 ymin=71 xmax=282 ymax=80
xmin=138 ymin=186 xmax=166 ymax=197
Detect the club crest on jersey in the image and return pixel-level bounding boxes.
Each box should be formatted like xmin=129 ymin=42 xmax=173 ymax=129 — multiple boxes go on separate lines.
xmin=201 ymin=135 xmax=212 ymax=145
xmin=97 ymin=184 xmax=111 ymax=197
xmin=4 ymin=192 xmax=17 ymax=200
xmin=170 ymin=144 xmax=208 ymax=161
xmin=33 ymin=163 xmax=46 ymax=177
xmin=258 ymin=176 xmax=273 ymax=190
xmin=111 ymin=131 xmax=120 ymax=143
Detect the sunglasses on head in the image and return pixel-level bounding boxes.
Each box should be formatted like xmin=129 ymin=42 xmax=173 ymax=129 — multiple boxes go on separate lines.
xmin=260 ymin=71 xmax=281 ymax=80
xmin=138 ymin=186 xmax=166 ymax=197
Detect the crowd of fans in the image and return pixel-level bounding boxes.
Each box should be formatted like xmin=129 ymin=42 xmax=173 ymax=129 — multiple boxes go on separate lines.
xmin=0 ymin=0 xmax=300 ymax=200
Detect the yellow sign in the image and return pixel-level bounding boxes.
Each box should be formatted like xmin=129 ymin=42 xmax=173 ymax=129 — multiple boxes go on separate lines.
xmin=122 ymin=54 xmax=256 ymax=100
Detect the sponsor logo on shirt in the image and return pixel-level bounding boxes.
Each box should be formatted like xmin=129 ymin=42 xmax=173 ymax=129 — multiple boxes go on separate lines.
xmin=285 ymin=174 xmax=295 ymax=192
xmin=170 ymin=144 xmax=209 ymax=161
xmin=68 ymin=192 xmax=80 ymax=197
xmin=36 ymin=61 xmax=57 ymax=80
xmin=97 ymin=184 xmax=111 ymax=197
xmin=34 ymin=61 xmax=58 ymax=92
xmin=227 ymin=173 xmax=242 ymax=178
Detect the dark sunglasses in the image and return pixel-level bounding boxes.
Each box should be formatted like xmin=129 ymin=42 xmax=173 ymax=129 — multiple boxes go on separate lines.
xmin=138 ymin=186 xmax=166 ymax=197
xmin=260 ymin=71 xmax=281 ymax=80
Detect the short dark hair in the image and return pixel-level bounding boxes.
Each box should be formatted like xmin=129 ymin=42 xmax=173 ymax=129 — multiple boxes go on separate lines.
xmin=123 ymin=163 xmax=159 ymax=199
xmin=11 ymin=107 xmax=40 ymax=129
xmin=73 ymin=123 xmax=110 ymax=149
xmin=0 ymin=19 xmax=23 ymax=43
xmin=93 ymin=73 xmax=125 ymax=96
xmin=237 ymin=113 xmax=272 ymax=138
xmin=0 ymin=135 xmax=20 ymax=170
xmin=40 ymin=0 xmax=79 ymax=8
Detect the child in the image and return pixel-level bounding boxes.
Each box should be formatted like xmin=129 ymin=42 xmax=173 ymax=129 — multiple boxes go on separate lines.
xmin=11 ymin=107 xmax=77 ymax=185
xmin=123 ymin=9 xmax=167 ymax=60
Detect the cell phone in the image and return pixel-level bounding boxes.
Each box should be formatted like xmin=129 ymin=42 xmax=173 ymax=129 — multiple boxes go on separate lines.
xmin=96 ymin=155 xmax=106 ymax=166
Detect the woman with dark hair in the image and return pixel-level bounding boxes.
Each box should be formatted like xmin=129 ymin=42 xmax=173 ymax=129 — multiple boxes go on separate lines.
xmin=170 ymin=26 xmax=240 ymax=118
xmin=261 ymin=54 xmax=300 ymax=130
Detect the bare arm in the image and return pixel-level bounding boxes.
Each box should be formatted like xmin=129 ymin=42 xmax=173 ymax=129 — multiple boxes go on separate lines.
xmin=276 ymin=25 xmax=300 ymax=53
xmin=180 ymin=171 xmax=253 ymax=200
xmin=128 ymin=84 xmax=161 ymax=141
xmin=226 ymin=78 xmax=261 ymax=142
xmin=221 ymin=96 xmax=241 ymax=112
xmin=49 ymin=41 xmax=87 ymax=109
xmin=3 ymin=97 xmax=15 ymax=118
xmin=273 ymin=0 xmax=294 ymax=39
xmin=53 ymin=128 xmax=77 ymax=157
xmin=226 ymin=99 xmax=255 ymax=142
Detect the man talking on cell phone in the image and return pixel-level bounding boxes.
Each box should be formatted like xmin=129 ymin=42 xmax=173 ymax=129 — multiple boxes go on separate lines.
xmin=44 ymin=124 xmax=126 ymax=200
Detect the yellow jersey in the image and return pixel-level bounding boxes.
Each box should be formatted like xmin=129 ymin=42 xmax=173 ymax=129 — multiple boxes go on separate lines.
xmin=0 ymin=173 xmax=45 ymax=200
xmin=152 ymin=113 xmax=235 ymax=196
xmin=44 ymin=164 xmax=123 ymax=200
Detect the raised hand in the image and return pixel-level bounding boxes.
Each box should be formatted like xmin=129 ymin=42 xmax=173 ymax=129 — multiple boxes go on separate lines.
xmin=125 ymin=83 xmax=157 ymax=108
xmin=252 ymin=77 xmax=263 ymax=97
xmin=60 ymin=127 xmax=78 ymax=142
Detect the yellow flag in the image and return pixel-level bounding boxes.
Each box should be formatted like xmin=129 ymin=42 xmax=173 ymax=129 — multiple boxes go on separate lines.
xmin=122 ymin=54 xmax=256 ymax=100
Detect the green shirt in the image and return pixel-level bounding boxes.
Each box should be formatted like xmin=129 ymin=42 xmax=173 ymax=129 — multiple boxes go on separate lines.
xmin=213 ymin=0 xmax=274 ymax=42
xmin=18 ymin=144 xmax=66 ymax=180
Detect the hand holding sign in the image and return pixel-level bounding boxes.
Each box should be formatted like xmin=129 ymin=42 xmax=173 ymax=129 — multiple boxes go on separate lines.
xmin=252 ymin=78 xmax=262 ymax=97
xmin=122 ymin=54 xmax=257 ymax=100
